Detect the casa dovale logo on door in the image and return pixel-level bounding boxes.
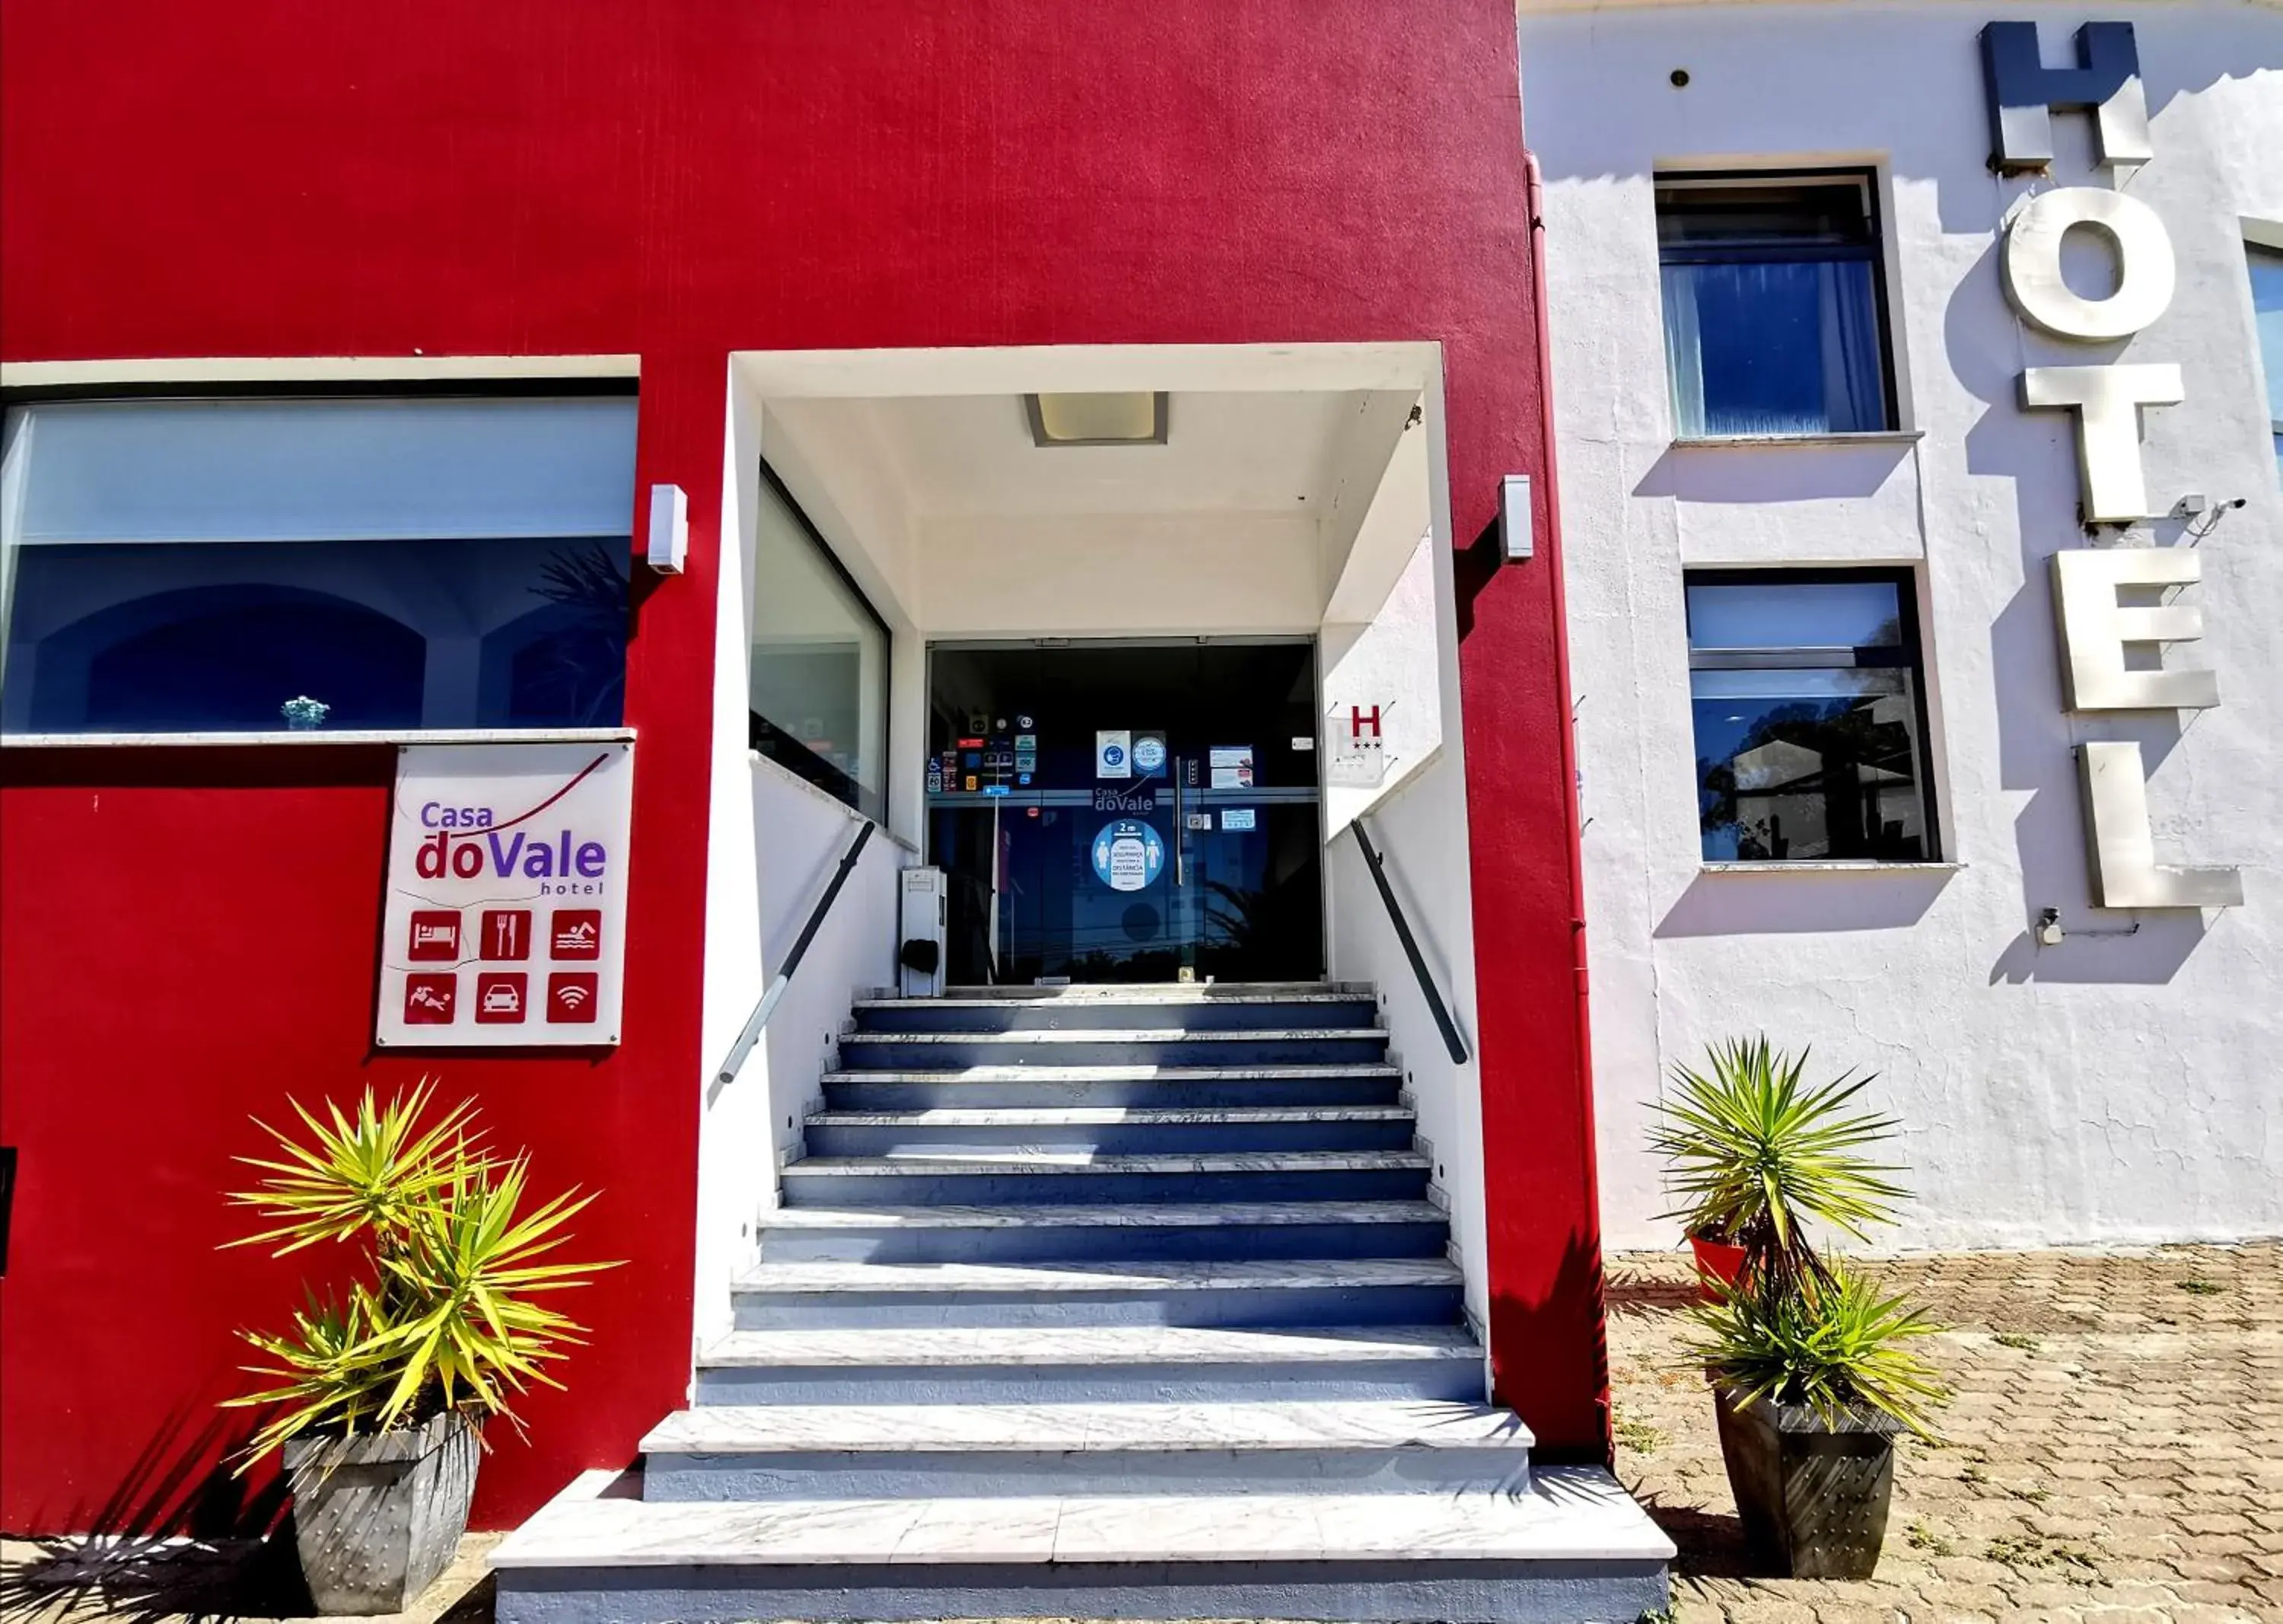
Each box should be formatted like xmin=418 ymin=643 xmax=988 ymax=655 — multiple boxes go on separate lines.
xmin=375 ymin=741 xmax=634 ymax=1048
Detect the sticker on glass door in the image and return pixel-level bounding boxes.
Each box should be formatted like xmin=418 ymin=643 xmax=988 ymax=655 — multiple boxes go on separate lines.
xmin=1091 ymin=819 xmax=1165 ymax=892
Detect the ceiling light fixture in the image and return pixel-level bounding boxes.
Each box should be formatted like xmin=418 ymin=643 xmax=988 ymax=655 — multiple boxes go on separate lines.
xmin=1023 ymin=391 xmax=1167 ymax=447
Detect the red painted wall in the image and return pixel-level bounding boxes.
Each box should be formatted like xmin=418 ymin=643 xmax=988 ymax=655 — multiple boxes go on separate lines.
xmin=0 ymin=0 xmax=1606 ymax=1532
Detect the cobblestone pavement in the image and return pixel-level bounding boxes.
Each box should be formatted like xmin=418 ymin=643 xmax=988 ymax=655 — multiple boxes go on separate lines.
xmin=1608 ymin=1241 xmax=2283 ymax=1624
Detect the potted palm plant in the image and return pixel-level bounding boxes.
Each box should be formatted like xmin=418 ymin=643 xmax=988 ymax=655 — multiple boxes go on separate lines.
xmin=222 ymin=1082 xmax=613 ymax=1613
xmin=1650 ymin=1038 xmax=1947 ymax=1578
xmin=1649 ymin=1037 xmax=1905 ymax=1295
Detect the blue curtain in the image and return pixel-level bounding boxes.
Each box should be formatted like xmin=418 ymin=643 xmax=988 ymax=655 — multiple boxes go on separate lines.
xmin=1664 ymin=260 xmax=1885 ymax=436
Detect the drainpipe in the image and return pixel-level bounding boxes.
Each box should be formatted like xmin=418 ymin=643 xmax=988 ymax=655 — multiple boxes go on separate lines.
xmin=1524 ymin=147 xmax=1613 ymax=1459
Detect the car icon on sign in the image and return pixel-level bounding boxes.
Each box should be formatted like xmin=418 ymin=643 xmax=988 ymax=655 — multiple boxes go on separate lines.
xmin=482 ymin=983 xmax=521 ymax=1013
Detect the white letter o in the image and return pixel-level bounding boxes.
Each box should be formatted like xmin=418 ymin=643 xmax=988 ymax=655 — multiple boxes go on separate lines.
xmin=2001 ymin=187 xmax=2175 ymax=341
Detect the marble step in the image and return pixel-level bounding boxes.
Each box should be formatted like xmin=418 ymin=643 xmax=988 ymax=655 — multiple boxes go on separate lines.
xmin=489 ymin=1467 xmax=1675 ymax=1624
xmin=837 ymin=1027 xmax=1390 ymax=1069
xmin=853 ymin=991 xmax=1380 ymax=1033
xmin=693 ymin=1323 xmax=1486 ymax=1405
xmin=756 ymin=1199 xmax=1451 ymax=1263
xmin=934 ymin=981 xmax=1373 ymax=998
xmin=778 ymin=1148 xmax=1432 ymax=1206
xmin=803 ymin=1103 xmax=1417 ymax=1157
xmin=731 ymin=1255 xmax=1466 ymax=1330
xmin=639 ymin=1399 xmax=1532 ymax=1499
xmin=823 ymin=1062 xmax=1405 ymax=1110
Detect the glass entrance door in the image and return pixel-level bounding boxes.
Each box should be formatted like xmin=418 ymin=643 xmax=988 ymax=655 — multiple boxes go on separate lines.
xmin=927 ymin=641 xmax=1323 ymax=985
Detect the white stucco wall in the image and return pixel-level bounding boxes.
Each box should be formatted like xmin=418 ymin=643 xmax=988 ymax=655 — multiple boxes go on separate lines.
xmin=693 ymin=374 xmax=911 ymax=1353
xmin=1523 ymin=0 xmax=2283 ymax=1249
xmin=1325 ymin=527 xmax=1492 ymax=1329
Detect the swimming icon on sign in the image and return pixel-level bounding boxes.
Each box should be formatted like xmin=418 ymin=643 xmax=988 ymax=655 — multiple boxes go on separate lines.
xmin=551 ymin=909 xmax=603 ymax=959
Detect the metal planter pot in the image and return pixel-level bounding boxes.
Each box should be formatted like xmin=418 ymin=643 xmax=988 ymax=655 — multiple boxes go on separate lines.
xmin=1712 ymin=1387 xmax=1902 ymax=1579
xmin=281 ymin=1411 xmax=480 ymax=1613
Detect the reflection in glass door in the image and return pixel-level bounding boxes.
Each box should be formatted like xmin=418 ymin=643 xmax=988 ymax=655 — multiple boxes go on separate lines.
xmin=926 ymin=641 xmax=1323 ymax=985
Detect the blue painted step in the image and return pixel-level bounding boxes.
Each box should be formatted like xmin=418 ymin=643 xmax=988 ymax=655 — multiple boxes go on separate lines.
xmin=836 ymin=1028 xmax=1389 ymax=1069
xmin=490 ymin=1469 xmax=1676 ymax=1624
xmin=729 ymin=1257 xmax=1466 ymax=1330
xmin=690 ymin=1323 xmax=1489 ymax=1406
xmin=753 ymin=1200 xmax=1451 ymax=1263
xmin=801 ymin=1105 xmax=1416 ymax=1157
xmin=822 ymin=1064 xmax=1405 ymax=1111
xmin=777 ymin=1149 xmax=1431 ymax=1207
xmin=638 ymin=1400 xmax=1530 ymax=1501
xmin=854 ymin=991 xmax=1380 ymax=1033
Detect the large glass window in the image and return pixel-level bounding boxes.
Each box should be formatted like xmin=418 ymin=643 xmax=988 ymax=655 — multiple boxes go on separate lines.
xmin=1686 ymin=570 xmax=1938 ymax=864
xmin=2249 ymin=244 xmax=2283 ymax=482
xmin=750 ymin=467 xmax=887 ymax=821
xmin=1658 ymin=173 xmax=1896 ymax=439
xmin=0 ymin=393 xmax=636 ymax=735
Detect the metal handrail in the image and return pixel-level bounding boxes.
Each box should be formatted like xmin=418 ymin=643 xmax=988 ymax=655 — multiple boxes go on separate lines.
xmin=714 ymin=818 xmax=875 ymax=1091
xmin=1348 ymin=818 xmax=1469 ymax=1067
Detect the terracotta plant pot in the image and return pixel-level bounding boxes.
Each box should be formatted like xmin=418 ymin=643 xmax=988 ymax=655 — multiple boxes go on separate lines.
xmin=281 ymin=1411 xmax=480 ymax=1613
xmin=1711 ymin=1386 xmax=1902 ymax=1579
xmin=1689 ymin=1232 xmax=1749 ymax=1298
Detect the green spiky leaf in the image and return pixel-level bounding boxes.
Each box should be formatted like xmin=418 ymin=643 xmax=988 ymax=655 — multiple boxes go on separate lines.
xmin=1684 ymin=1258 xmax=1950 ymax=1438
xmin=220 ymin=1081 xmax=617 ymax=1470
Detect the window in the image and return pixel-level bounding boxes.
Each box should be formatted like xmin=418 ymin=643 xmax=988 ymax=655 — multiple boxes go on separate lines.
xmin=0 ymin=393 xmax=637 ymax=735
xmin=1658 ymin=172 xmax=1896 ymax=438
xmin=2250 ymin=244 xmax=2283 ymax=481
xmin=750 ymin=466 xmax=887 ymax=821
xmin=1686 ymin=570 xmax=1938 ymax=863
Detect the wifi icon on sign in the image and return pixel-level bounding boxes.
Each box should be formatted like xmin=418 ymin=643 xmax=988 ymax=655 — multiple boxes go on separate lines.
xmin=547 ymin=973 xmax=600 ymax=1024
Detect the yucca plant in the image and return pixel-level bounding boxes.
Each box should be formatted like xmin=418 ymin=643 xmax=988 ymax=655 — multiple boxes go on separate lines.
xmin=222 ymin=1081 xmax=614 ymax=1470
xmin=1650 ymin=1040 xmax=1945 ymax=1574
xmin=1650 ymin=1036 xmax=1909 ymax=1295
xmin=1684 ymin=1256 xmax=1950 ymax=1438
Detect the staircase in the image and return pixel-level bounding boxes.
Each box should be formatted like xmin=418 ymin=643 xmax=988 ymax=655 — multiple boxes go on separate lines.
xmin=491 ymin=983 xmax=1672 ymax=1624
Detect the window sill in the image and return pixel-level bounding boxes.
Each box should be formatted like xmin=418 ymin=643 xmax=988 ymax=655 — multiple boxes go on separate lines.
xmin=1699 ymin=859 xmax=1961 ymax=874
xmin=1 ymin=726 xmax=637 ymax=749
xmin=1671 ymin=431 xmax=1925 ymax=450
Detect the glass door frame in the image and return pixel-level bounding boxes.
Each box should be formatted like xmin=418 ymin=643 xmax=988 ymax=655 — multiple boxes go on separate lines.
xmin=922 ymin=634 xmax=1328 ymax=985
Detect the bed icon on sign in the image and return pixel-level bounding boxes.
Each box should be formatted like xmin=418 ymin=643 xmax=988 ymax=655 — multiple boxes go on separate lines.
xmin=407 ymin=912 xmax=460 ymax=962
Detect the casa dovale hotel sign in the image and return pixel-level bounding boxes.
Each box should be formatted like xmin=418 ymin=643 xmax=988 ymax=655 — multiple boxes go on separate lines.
xmin=377 ymin=742 xmax=635 ymax=1047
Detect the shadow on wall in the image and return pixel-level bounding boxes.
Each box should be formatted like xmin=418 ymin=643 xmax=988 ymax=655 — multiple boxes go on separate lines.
xmin=1947 ymin=235 xmax=2213 ymax=988
xmin=1654 ymin=866 xmax=1954 ymax=937
xmin=1631 ymin=437 xmax=1912 ymax=503
xmin=1489 ymin=1224 xmax=1613 ymax=1467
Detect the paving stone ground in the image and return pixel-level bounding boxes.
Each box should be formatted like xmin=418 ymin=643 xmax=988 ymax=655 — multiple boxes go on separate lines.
xmin=5 ymin=1242 xmax=2275 ymax=1622
xmin=1608 ymin=1240 xmax=2283 ymax=1624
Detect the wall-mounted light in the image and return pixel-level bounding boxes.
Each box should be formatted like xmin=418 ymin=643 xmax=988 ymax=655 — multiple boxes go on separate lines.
xmin=646 ymin=482 xmax=688 ymax=575
xmin=1501 ymin=473 xmax=1534 ymax=561
xmin=1024 ymin=392 xmax=1168 ymax=447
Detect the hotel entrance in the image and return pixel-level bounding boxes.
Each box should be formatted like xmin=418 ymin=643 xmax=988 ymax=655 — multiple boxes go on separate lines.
xmin=927 ymin=639 xmax=1323 ymax=985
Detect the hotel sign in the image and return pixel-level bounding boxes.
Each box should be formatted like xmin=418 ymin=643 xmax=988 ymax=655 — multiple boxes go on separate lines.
xmin=377 ymin=741 xmax=635 ymax=1046
xmin=1982 ymin=21 xmax=2242 ymax=909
